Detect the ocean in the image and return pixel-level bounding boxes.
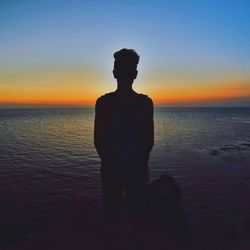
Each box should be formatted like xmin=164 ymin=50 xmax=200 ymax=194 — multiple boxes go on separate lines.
xmin=0 ymin=107 xmax=250 ymax=248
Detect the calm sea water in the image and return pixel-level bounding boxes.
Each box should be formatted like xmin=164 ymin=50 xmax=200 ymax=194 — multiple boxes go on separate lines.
xmin=0 ymin=107 xmax=250 ymax=247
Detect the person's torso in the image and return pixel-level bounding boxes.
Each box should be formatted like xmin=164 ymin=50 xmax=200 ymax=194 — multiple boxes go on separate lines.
xmin=103 ymin=92 xmax=146 ymax=167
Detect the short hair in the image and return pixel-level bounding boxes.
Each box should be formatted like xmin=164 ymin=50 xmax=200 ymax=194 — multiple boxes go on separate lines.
xmin=113 ymin=48 xmax=140 ymax=71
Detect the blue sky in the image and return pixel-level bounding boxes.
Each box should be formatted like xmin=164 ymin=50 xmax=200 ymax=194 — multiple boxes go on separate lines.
xmin=0 ymin=0 xmax=250 ymax=106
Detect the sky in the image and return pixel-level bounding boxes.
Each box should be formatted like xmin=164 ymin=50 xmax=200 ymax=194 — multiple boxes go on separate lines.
xmin=0 ymin=0 xmax=250 ymax=107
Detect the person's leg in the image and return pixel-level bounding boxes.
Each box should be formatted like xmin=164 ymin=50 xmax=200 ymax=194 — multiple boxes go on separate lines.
xmin=127 ymin=185 xmax=146 ymax=250
xmin=104 ymin=216 xmax=120 ymax=250
xmin=102 ymin=186 xmax=123 ymax=250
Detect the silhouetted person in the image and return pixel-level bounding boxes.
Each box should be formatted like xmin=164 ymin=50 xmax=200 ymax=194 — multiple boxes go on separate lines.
xmin=94 ymin=48 xmax=154 ymax=250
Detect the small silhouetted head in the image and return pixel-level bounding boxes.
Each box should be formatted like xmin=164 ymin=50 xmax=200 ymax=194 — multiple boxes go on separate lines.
xmin=113 ymin=48 xmax=139 ymax=83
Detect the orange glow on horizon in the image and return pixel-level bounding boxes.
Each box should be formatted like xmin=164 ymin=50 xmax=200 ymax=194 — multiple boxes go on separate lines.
xmin=149 ymin=81 xmax=250 ymax=105
xmin=1 ymin=68 xmax=249 ymax=106
xmin=0 ymin=88 xmax=249 ymax=107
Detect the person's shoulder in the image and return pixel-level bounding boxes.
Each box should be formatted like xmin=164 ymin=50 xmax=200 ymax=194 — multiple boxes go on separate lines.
xmin=95 ymin=92 xmax=114 ymax=108
xmin=137 ymin=93 xmax=153 ymax=106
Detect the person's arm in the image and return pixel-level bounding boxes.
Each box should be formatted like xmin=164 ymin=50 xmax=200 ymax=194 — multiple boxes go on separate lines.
xmin=141 ymin=97 xmax=154 ymax=159
xmin=94 ymin=97 xmax=108 ymax=161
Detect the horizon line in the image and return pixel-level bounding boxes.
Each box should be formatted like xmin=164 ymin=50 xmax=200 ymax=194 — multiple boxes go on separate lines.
xmin=0 ymin=104 xmax=249 ymax=109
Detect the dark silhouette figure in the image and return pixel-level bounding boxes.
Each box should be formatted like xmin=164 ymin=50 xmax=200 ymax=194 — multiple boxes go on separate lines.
xmin=94 ymin=48 xmax=154 ymax=249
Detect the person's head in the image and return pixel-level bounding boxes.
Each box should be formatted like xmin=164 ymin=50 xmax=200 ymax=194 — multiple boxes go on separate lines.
xmin=113 ymin=48 xmax=140 ymax=85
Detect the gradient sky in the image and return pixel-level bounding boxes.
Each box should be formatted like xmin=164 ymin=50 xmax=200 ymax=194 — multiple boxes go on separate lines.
xmin=0 ymin=0 xmax=250 ymax=106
